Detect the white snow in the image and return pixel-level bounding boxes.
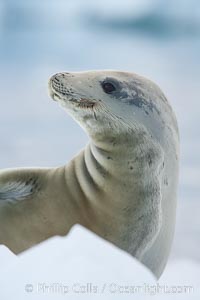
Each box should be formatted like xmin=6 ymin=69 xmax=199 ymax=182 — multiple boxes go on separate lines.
xmin=0 ymin=245 xmax=17 ymax=268
xmin=0 ymin=225 xmax=155 ymax=300
xmin=0 ymin=225 xmax=199 ymax=300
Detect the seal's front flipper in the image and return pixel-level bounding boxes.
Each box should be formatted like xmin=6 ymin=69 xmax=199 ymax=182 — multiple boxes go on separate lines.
xmin=0 ymin=167 xmax=64 ymax=254
xmin=0 ymin=168 xmax=51 ymax=206
xmin=0 ymin=177 xmax=39 ymax=204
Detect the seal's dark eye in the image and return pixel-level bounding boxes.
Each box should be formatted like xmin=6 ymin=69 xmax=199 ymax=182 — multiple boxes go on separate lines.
xmin=102 ymin=82 xmax=116 ymax=94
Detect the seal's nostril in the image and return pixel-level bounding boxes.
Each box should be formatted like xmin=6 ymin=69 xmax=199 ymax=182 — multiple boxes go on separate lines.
xmin=54 ymin=77 xmax=60 ymax=82
xmin=51 ymin=72 xmax=71 ymax=82
xmin=53 ymin=75 xmax=61 ymax=83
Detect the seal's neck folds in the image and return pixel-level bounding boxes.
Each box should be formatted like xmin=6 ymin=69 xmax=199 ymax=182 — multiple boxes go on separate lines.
xmin=89 ymin=130 xmax=164 ymax=185
xmin=83 ymin=128 xmax=164 ymax=211
xmin=74 ymin=133 xmax=164 ymax=257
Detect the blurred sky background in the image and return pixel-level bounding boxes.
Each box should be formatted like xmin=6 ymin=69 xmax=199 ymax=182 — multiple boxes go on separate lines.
xmin=0 ymin=0 xmax=199 ymax=266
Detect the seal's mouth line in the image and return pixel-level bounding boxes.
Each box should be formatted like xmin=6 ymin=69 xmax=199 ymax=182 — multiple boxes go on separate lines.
xmin=50 ymin=86 xmax=97 ymax=109
xmin=76 ymin=98 xmax=96 ymax=108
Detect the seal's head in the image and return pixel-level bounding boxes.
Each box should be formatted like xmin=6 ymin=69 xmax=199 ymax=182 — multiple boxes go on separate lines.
xmin=48 ymin=70 xmax=178 ymax=144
